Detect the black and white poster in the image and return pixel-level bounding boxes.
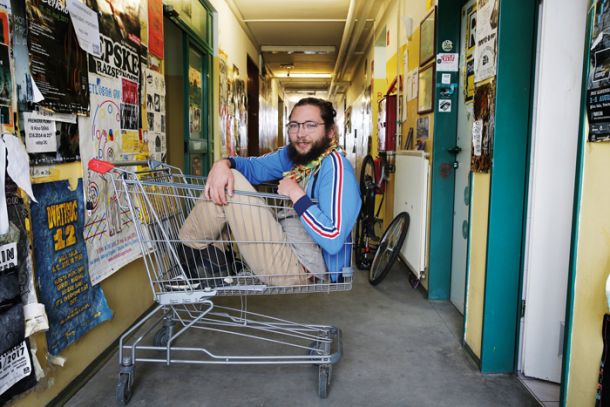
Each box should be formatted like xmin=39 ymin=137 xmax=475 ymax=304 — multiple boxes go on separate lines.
xmin=26 ymin=0 xmax=90 ymax=113
xmin=587 ymin=0 xmax=610 ymax=142
xmin=474 ymin=0 xmax=498 ymax=83
xmin=144 ymin=68 xmax=166 ymax=160
xmin=86 ymin=0 xmax=141 ymax=83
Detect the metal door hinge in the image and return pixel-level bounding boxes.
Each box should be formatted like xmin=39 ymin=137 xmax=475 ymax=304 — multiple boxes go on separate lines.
xmin=521 ymin=299 xmax=526 ymax=318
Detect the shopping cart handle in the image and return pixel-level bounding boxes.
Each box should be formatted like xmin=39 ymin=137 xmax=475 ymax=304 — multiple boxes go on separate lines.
xmin=88 ymin=158 xmax=115 ymax=174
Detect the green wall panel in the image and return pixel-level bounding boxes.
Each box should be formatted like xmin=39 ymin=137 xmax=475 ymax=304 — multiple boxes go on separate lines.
xmin=480 ymin=0 xmax=537 ymax=373
xmin=428 ymin=0 xmax=462 ymax=300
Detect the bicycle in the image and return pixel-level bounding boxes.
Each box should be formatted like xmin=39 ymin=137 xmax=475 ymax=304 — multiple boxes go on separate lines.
xmin=354 ymin=154 xmax=387 ymax=270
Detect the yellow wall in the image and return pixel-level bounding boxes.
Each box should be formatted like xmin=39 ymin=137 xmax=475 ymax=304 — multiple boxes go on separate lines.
xmin=209 ymin=0 xmax=258 ymax=76
xmin=464 ymin=172 xmax=491 ymax=357
xmin=209 ymin=0 xmax=259 ymax=160
xmin=12 ymin=163 xmax=154 ymax=406
xmin=567 ymin=142 xmax=610 ymax=405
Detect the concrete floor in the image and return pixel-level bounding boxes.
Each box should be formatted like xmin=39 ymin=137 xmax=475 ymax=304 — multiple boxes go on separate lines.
xmin=67 ymin=263 xmax=538 ymax=406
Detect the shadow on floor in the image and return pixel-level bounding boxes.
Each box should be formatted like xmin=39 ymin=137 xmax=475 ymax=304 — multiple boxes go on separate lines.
xmin=67 ymin=262 xmax=538 ymax=407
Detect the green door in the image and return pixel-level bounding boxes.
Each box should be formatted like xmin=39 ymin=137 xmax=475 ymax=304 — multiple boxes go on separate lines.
xmin=185 ymin=42 xmax=211 ymax=175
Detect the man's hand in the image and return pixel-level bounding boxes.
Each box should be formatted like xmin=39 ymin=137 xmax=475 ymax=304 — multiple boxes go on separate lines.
xmin=204 ymin=159 xmax=234 ymax=205
xmin=278 ymin=176 xmax=306 ymax=203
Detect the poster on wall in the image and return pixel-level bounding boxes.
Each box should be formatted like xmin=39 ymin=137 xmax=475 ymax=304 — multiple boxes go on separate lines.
xmin=465 ymin=57 xmax=475 ymax=103
xmin=0 ymin=340 xmax=37 ymax=405
xmin=26 ymin=0 xmax=89 ymax=114
xmin=471 ymin=81 xmax=495 ymax=172
xmin=586 ymin=0 xmax=610 ymax=142
xmin=148 ymin=0 xmax=163 ymax=60
xmin=0 ymin=9 xmax=14 ymax=131
xmin=406 ymin=69 xmax=419 ymax=101
xmin=144 ymin=68 xmax=166 ymax=160
xmin=24 ymin=110 xmax=80 ymax=166
xmin=416 ymin=116 xmax=429 ymax=139
xmin=466 ymin=3 xmax=477 ymax=59
xmin=12 ymin=0 xmax=33 ymax=111
xmin=188 ymin=65 xmax=202 ymax=140
xmin=5 ymin=180 xmax=47 ymax=337
xmin=120 ymin=78 xmax=139 ymax=133
xmin=86 ymin=0 xmax=141 ymax=84
xmin=473 ymin=0 xmax=498 ymax=83
xmin=233 ymin=77 xmax=248 ymax=155
xmin=218 ymin=53 xmax=234 ymax=157
xmin=79 ymin=73 xmax=141 ymax=284
xmin=259 ymin=75 xmax=275 ymax=155
xmin=30 ymin=179 xmax=112 ymax=355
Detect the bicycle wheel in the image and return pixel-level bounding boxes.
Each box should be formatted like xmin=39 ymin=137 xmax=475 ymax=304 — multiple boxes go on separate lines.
xmin=359 ymin=155 xmax=375 ymax=197
xmin=354 ymin=212 xmax=365 ymax=268
xmin=369 ymin=212 xmax=410 ymax=285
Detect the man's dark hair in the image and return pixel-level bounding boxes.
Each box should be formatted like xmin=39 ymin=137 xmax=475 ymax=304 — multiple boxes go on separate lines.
xmin=291 ymin=97 xmax=337 ymax=132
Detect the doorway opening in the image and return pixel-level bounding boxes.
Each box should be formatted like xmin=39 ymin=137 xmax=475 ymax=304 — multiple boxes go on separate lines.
xmin=247 ymin=56 xmax=260 ymax=156
xmin=517 ymin=0 xmax=586 ymax=403
xmin=449 ymin=0 xmax=475 ymax=316
xmin=163 ymin=5 xmax=213 ymax=174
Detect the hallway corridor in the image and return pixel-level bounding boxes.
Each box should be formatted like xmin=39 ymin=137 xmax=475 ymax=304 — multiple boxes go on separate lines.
xmin=65 ymin=264 xmax=538 ymax=406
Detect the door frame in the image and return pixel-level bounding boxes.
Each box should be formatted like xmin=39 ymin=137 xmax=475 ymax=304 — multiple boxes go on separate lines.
xmin=165 ymin=0 xmax=214 ymax=173
xmin=431 ymin=0 xmax=538 ymax=373
xmin=428 ymin=0 xmax=462 ymax=301
xmin=561 ymin=3 xmax=594 ymax=403
xmin=448 ymin=0 xmax=476 ymax=315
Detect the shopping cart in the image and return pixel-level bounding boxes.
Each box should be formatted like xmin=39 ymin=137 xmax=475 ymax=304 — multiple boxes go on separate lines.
xmin=87 ymin=159 xmax=354 ymax=404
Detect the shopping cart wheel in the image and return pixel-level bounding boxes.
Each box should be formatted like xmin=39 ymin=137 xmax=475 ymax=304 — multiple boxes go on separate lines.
xmin=116 ymin=373 xmax=133 ymax=405
xmin=307 ymin=340 xmax=323 ymax=364
xmin=318 ymin=365 xmax=331 ymax=398
xmin=153 ymin=326 xmax=172 ymax=347
xmin=368 ymin=212 xmax=410 ymax=286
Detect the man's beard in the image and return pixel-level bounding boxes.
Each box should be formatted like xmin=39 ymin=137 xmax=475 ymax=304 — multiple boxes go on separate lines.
xmin=287 ymin=136 xmax=332 ymax=166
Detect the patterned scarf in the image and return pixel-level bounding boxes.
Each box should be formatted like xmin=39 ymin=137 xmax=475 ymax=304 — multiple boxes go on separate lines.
xmin=283 ymin=138 xmax=339 ymax=182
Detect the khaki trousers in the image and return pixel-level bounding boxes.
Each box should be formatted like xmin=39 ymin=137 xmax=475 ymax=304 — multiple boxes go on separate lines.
xmin=178 ymin=170 xmax=307 ymax=286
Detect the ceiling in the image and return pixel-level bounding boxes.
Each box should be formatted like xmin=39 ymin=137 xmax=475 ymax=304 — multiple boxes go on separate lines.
xmin=226 ymin=0 xmax=388 ymax=100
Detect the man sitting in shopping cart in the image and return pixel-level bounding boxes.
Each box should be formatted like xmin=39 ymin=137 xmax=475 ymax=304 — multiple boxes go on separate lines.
xmin=179 ymin=97 xmax=360 ymax=286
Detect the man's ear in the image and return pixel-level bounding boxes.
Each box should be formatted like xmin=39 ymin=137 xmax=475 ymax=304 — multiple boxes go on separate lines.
xmin=327 ymin=124 xmax=338 ymax=138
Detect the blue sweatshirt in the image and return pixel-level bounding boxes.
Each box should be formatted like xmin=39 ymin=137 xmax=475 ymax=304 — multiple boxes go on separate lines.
xmin=229 ymin=147 xmax=361 ymax=281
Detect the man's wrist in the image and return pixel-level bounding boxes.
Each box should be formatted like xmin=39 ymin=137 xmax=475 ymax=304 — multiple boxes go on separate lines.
xmin=221 ymin=157 xmax=234 ymax=169
xmin=290 ymin=189 xmax=306 ymax=204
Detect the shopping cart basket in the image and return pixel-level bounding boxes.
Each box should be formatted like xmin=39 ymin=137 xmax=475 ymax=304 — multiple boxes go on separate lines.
xmin=88 ymin=159 xmax=354 ymax=404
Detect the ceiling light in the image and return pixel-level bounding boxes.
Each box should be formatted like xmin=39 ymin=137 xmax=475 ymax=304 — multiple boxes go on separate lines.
xmin=261 ymin=46 xmax=336 ymax=54
xmin=276 ymin=73 xmax=332 ymax=79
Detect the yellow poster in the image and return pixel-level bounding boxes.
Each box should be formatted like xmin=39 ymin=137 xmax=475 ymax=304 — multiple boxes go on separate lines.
xmin=121 ymin=130 xmax=147 ymax=155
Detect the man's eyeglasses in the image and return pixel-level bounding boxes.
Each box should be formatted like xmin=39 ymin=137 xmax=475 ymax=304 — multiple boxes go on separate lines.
xmin=286 ymin=121 xmax=325 ymax=134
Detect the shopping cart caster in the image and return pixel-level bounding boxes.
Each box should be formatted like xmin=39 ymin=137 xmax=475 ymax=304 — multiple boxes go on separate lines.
xmin=116 ymin=361 xmax=134 ymax=405
xmin=307 ymin=340 xmax=324 ymax=361
xmin=153 ymin=325 xmax=174 ymax=347
xmin=318 ymin=364 xmax=332 ymax=399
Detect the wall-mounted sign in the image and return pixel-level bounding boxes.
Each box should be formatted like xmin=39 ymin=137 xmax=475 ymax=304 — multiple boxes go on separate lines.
xmin=436 ymin=53 xmax=459 ymax=72
xmin=439 ymin=99 xmax=452 ymax=113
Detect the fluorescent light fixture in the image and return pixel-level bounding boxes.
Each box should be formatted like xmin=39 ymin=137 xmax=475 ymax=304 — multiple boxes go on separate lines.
xmin=261 ymin=45 xmax=336 ymax=54
xmin=276 ymin=73 xmax=332 ymax=78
